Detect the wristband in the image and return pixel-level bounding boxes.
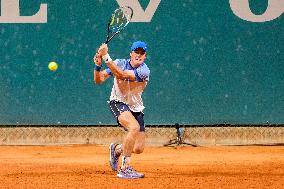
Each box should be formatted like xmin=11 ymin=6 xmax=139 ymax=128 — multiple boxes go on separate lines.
xmin=94 ymin=64 xmax=102 ymax=71
xmin=102 ymin=53 xmax=112 ymax=63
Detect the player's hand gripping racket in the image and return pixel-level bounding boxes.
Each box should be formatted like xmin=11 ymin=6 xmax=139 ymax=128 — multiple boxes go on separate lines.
xmin=105 ymin=6 xmax=133 ymax=44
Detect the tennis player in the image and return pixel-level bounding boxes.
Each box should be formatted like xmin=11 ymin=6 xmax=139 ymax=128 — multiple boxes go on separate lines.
xmin=93 ymin=41 xmax=150 ymax=179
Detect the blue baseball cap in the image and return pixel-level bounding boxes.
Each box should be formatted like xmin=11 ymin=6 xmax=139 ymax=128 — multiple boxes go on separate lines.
xmin=131 ymin=41 xmax=147 ymax=52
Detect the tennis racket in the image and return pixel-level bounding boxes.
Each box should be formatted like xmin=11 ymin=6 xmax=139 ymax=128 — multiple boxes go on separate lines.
xmin=105 ymin=6 xmax=133 ymax=44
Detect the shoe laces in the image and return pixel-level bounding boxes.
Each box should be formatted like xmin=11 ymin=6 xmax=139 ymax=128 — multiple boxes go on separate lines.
xmin=126 ymin=166 xmax=139 ymax=174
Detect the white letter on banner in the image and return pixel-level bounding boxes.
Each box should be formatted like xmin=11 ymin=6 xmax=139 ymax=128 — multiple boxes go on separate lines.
xmin=0 ymin=0 xmax=47 ymax=23
xmin=229 ymin=0 xmax=284 ymax=22
xmin=116 ymin=0 xmax=161 ymax=22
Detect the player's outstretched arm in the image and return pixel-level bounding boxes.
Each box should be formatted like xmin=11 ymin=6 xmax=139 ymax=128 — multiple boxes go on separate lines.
xmin=93 ymin=51 xmax=110 ymax=84
xmin=98 ymin=43 xmax=136 ymax=81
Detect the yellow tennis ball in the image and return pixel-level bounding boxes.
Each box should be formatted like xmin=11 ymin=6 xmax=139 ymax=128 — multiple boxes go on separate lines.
xmin=48 ymin=62 xmax=58 ymax=71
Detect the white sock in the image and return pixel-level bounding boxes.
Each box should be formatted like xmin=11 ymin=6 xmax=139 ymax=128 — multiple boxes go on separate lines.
xmin=121 ymin=156 xmax=130 ymax=169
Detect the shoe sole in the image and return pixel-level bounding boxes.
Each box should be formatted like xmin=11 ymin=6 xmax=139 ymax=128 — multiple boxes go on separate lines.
xmin=117 ymin=173 xmax=144 ymax=179
xmin=109 ymin=143 xmax=117 ymax=171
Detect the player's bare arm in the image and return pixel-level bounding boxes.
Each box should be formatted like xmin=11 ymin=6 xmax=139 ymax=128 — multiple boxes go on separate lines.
xmin=93 ymin=51 xmax=110 ymax=84
xmin=107 ymin=62 xmax=136 ymax=81
xmin=99 ymin=43 xmax=136 ymax=81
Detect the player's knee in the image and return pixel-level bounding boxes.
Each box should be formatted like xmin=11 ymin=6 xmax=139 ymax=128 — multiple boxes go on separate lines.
xmin=128 ymin=124 xmax=140 ymax=133
xmin=118 ymin=114 xmax=139 ymax=133
xmin=133 ymin=146 xmax=144 ymax=154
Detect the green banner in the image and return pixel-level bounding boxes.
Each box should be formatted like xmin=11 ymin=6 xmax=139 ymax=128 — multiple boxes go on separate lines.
xmin=0 ymin=0 xmax=283 ymax=124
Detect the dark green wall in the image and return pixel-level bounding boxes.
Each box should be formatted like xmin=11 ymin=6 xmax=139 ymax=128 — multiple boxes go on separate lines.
xmin=0 ymin=0 xmax=283 ymax=124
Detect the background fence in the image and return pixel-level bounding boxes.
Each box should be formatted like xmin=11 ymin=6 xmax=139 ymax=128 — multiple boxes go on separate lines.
xmin=1 ymin=125 xmax=283 ymax=146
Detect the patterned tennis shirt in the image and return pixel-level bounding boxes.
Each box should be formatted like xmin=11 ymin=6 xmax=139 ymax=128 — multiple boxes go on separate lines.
xmin=106 ymin=59 xmax=150 ymax=112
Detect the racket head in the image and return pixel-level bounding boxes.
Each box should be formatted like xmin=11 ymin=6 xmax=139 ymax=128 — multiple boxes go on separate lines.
xmin=106 ymin=6 xmax=133 ymax=43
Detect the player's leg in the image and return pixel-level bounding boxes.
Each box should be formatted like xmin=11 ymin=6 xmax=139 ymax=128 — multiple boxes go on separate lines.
xmin=116 ymin=111 xmax=145 ymax=178
xmin=117 ymin=111 xmax=140 ymax=169
xmin=108 ymin=101 xmax=131 ymax=171
xmin=108 ymin=101 xmax=143 ymax=178
xmin=113 ymin=133 xmax=144 ymax=156
xmin=133 ymin=112 xmax=145 ymax=154
xmin=117 ymin=111 xmax=145 ymax=156
xmin=108 ymin=101 xmax=145 ymax=178
xmin=112 ymin=113 xmax=145 ymax=157
xmin=133 ymin=132 xmax=145 ymax=154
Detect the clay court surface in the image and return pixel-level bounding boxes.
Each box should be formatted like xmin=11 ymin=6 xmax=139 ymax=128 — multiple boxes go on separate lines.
xmin=0 ymin=145 xmax=283 ymax=189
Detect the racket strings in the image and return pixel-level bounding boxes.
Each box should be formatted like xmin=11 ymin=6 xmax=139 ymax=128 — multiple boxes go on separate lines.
xmin=108 ymin=7 xmax=132 ymax=34
xmin=105 ymin=6 xmax=133 ymax=43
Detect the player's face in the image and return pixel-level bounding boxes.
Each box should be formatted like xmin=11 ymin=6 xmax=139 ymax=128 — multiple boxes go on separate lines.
xmin=130 ymin=48 xmax=146 ymax=67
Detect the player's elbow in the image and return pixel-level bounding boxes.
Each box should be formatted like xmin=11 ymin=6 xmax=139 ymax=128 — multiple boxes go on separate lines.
xmin=94 ymin=78 xmax=103 ymax=85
